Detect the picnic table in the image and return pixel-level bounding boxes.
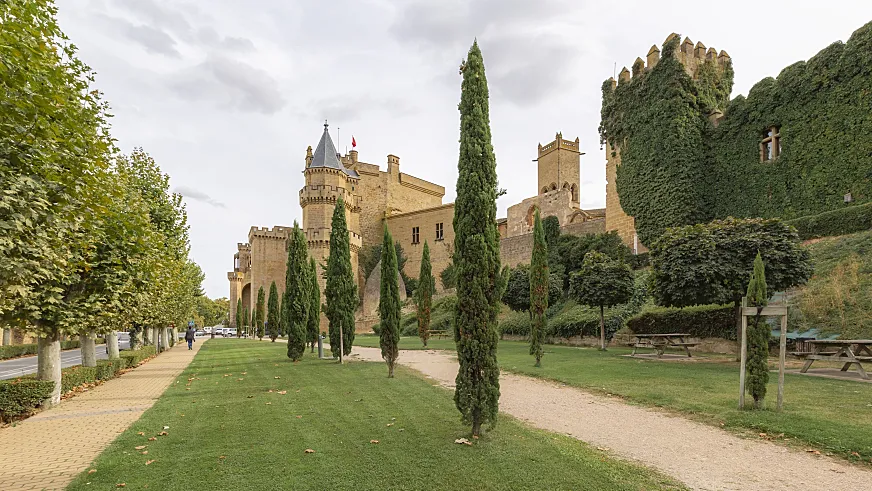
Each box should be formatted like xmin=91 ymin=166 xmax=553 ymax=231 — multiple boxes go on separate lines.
xmin=631 ymin=333 xmax=698 ymax=358
xmin=794 ymin=339 xmax=872 ymax=380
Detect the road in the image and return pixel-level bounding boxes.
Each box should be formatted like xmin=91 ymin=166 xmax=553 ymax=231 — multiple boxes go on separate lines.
xmin=0 ymin=333 xmax=130 ymax=380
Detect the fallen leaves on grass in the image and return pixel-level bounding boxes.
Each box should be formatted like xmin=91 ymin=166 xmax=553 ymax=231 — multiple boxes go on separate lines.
xmin=116 ymin=484 xmax=126 ymax=488
xmin=278 ymin=390 xmax=287 ymax=395
xmin=142 ymin=451 xmax=148 ymax=455
xmin=219 ymin=456 xmax=226 ymax=460
xmin=805 ymin=449 xmax=822 ymax=455
xmin=87 ymin=469 xmax=96 ymax=474
xmin=148 ymin=437 xmax=157 ymax=441
xmin=370 ymin=440 xmax=379 ymax=444
xmin=265 ymin=402 xmax=272 ymax=405
xmin=137 ymin=432 xmax=145 ymax=436
xmin=304 ymin=449 xmax=315 ymax=454
xmin=135 ymin=446 xmax=146 ymax=450
xmin=145 ymin=460 xmax=155 ymax=465
xmin=159 ymin=431 xmax=168 ymax=436
xmin=386 ymin=423 xmax=394 ymax=427
xmin=274 ymin=376 xmax=280 ymax=379
xmin=454 ymin=438 xmax=472 ymax=446
xmin=296 ymin=415 xmax=302 ymax=419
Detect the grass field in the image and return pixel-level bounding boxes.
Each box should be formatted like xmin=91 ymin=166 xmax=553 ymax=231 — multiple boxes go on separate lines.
xmin=355 ymin=335 xmax=872 ymax=463
xmin=68 ymin=339 xmax=684 ymax=490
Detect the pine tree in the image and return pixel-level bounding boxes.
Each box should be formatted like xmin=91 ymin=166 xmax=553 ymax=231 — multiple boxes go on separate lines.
xmin=529 ymin=210 xmax=548 ymax=367
xmin=285 ymin=222 xmax=309 ymax=361
xmin=256 ymin=286 xmax=265 ymax=340
xmin=325 ymin=196 xmax=358 ymax=361
xmin=745 ymin=252 xmax=769 ymax=409
xmin=416 ymin=241 xmax=435 ymax=347
xmin=379 ymin=227 xmax=401 ymax=377
xmin=267 ymin=281 xmax=280 ymax=342
xmin=235 ymin=299 xmax=243 ymax=330
xmin=307 ymin=257 xmax=320 ymax=353
xmin=453 ymin=40 xmax=501 ymax=436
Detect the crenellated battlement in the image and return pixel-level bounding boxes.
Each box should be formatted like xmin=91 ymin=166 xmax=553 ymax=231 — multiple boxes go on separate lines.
xmin=237 ymin=243 xmax=251 ymax=251
xmin=299 ymin=184 xmax=363 ymax=211
xmin=609 ymin=33 xmax=731 ymax=88
xmin=303 ymin=226 xmax=362 ymax=251
xmin=248 ymin=226 xmax=292 ymax=240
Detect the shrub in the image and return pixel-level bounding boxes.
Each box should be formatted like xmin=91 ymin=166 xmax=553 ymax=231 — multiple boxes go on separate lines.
xmin=786 ymin=202 xmax=872 ymax=240
xmin=0 ymin=337 xmax=106 ymax=360
xmin=499 ymin=309 xmax=530 ymax=336
xmin=95 ymin=358 xmax=128 ymax=380
xmin=61 ymin=366 xmax=98 ymax=393
xmin=119 ymin=346 xmax=157 ymax=368
xmin=627 ymin=304 xmax=735 ymax=340
xmin=0 ymin=379 xmax=55 ymax=422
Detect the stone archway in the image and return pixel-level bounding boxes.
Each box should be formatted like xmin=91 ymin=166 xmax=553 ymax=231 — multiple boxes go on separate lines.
xmin=525 ymin=205 xmax=540 ymax=228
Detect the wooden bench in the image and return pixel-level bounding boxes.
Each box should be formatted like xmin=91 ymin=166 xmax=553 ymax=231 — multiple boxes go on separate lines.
xmin=426 ymin=330 xmax=449 ymax=339
xmin=631 ymin=334 xmax=696 ymax=358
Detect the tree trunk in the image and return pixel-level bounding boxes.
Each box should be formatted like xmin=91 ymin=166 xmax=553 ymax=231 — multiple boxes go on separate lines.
xmin=37 ymin=333 xmax=62 ymax=407
xmin=162 ymin=327 xmax=171 ymax=352
xmin=2 ymin=328 xmax=10 ymax=346
xmin=599 ymin=305 xmax=607 ymax=351
xmin=81 ymin=330 xmax=97 ymax=367
xmin=472 ymin=414 xmax=482 ymax=438
xmin=133 ymin=328 xmax=143 ymax=350
xmin=388 ymin=363 xmax=395 ymax=378
xmin=734 ymin=299 xmax=742 ymax=361
xmin=107 ymin=331 xmax=120 ymax=359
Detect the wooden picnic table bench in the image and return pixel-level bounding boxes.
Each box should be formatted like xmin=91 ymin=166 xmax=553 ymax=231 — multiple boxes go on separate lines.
xmin=426 ymin=330 xmax=449 ymax=339
xmin=631 ymin=333 xmax=698 ymax=358
xmin=799 ymin=339 xmax=872 ymax=380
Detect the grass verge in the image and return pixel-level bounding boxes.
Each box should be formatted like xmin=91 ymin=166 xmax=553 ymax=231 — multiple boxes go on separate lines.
xmin=68 ymin=339 xmax=684 ymax=490
xmin=356 ymin=336 xmax=872 ymax=464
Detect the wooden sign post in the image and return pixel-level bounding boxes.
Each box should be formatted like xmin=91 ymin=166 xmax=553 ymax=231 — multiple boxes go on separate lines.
xmin=738 ymin=292 xmax=789 ymax=411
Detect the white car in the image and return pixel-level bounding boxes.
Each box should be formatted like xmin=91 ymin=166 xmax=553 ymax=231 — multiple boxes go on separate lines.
xmin=224 ymin=329 xmax=237 ymax=337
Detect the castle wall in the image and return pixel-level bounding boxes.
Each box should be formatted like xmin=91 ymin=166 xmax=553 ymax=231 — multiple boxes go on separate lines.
xmin=248 ymin=227 xmax=291 ymax=324
xmin=386 ymin=203 xmax=455 ymax=292
xmin=537 ymin=134 xmax=581 ymax=203
xmin=506 ymin=189 xmax=577 ymax=238
xmin=605 ymin=146 xmax=647 ymax=253
xmin=500 ymin=219 xmax=606 ymax=269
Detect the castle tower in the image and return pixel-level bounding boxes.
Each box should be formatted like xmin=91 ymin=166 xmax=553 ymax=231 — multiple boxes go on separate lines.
xmin=299 ymin=123 xmax=363 ymax=324
xmin=537 ymin=132 xmax=584 ymax=205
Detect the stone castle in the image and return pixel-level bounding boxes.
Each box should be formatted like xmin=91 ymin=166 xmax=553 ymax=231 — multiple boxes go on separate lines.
xmin=228 ymin=123 xmax=604 ymax=330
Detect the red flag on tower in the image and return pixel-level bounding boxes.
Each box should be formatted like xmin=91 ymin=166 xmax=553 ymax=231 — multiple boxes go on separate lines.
xmin=352 ymin=136 xmax=357 ymax=148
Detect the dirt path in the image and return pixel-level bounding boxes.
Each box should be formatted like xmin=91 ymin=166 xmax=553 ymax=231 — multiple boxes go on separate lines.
xmin=351 ymin=346 xmax=872 ymax=491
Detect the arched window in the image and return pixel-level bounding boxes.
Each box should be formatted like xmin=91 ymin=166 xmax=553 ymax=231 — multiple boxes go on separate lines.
xmin=541 ymin=187 xmax=549 ymax=195
xmin=549 ymin=182 xmax=557 ymax=191
xmin=525 ymin=205 xmax=539 ymax=227
xmin=571 ymin=183 xmax=578 ymax=202
xmin=562 ymin=182 xmax=570 ymax=191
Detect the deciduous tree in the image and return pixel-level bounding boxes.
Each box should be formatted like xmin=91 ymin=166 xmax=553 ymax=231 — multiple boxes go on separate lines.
xmin=453 ymin=41 xmax=501 ymax=436
xmin=570 ymin=252 xmax=634 ymax=350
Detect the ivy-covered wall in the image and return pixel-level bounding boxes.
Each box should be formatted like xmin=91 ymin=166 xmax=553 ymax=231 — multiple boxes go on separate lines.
xmin=599 ymin=36 xmax=733 ymax=245
xmin=710 ymin=21 xmax=872 ymax=219
xmin=601 ymin=21 xmax=872 ymax=245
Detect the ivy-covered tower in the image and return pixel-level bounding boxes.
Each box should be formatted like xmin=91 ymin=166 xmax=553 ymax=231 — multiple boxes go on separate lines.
xmin=300 ymin=122 xmax=363 ymax=327
xmin=601 ymin=33 xmax=733 ymax=252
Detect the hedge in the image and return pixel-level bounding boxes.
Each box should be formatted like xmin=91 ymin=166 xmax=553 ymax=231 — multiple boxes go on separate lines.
xmin=0 ymin=345 xmax=158 ymax=422
xmin=627 ymin=304 xmax=735 ymax=340
xmin=0 ymin=337 xmax=107 ymax=360
xmin=786 ymin=202 xmax=872 ymax=240
xmin=0 ymin=379 xmax=54 ymax=422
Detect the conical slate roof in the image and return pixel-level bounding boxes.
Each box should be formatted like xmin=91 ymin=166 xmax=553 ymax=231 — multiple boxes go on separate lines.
xmin=309 ymin=122 xmax=358 ymax=177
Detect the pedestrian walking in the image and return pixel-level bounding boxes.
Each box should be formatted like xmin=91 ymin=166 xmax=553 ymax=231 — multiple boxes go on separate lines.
xmin=185 ymin=325 xmax=196 ymax=350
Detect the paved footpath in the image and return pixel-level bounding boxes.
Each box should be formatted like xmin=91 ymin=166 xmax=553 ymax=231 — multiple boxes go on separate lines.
xmin=0 ymin=341 xmax=203 ymax=491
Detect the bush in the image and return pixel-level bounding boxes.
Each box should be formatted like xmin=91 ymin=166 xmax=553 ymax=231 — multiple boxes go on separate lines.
xmin=786 ymin=202 xmax=872 ymax=240
xmin=61 ymin=366 xmax=98 ymax=393
xmin=95 ymin=358 xmax=128 ymax=380
xmin=0 ymin=379 xmax=55 ymax=422
xmin=499 ymin=310 xmax=530 ymax=336
xmin=627 ymin=304 xmax=735 ymax=340
xmin=119 ymin=346 xmax=157 ymax=368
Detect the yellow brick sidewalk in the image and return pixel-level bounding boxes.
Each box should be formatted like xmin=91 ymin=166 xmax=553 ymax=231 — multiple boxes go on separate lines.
xmin=0 ymin=341 xmax=204 ymax=491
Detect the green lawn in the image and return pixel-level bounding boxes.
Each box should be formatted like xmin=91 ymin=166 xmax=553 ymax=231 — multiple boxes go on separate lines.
xmin=68 ymin=339 xmax=683 ymax=490
xmin=356 ymin=335 xmax=872 ymax=463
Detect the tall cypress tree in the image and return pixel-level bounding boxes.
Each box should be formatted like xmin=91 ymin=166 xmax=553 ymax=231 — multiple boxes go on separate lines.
xmin=285 ymin=222 xmax=309 ymax=361
xmin=325 ymin=196 xmax=357 ymax=360
xmin=279 ymin=295 xmax=287 ymax=337
xmin=235 ymin=298 xmax=243 ymax=330
xmin=241 ymin=306 xmax=248 ymax=338
xmin=416 ymin=241 xmax=435 ymax=347
xmin=255 ymin=286 xmax=265 ymax=340
xmin=745 ymin=252 xmax=769 ymax=409
xmin=379 ymin=227 xmax=401 ymax=377
xmin=529 ymin=210 xmax=548 ymax=367
xmin=307 ymin=257 xmax=320 ymax=353
xmin=267 ymin=281 xmax=280 ymax=342
xmin=453 ymin=40 xmax=501 ymax=436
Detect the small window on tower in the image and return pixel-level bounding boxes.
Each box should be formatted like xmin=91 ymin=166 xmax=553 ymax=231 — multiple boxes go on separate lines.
xmin=760 ymin=126 xmax=781 ymax=162
xmin=412 ymin=227 xmax=420 ymax=245
xmin=436 ymin=222 xmax=444 ymax=241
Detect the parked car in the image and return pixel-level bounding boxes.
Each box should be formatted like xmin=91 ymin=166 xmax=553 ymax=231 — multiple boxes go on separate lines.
xmin=213 ymin=328 xmax=225 ymax=336
xmin=195 ymin=329 xmax=206 ymax=337
xmin=224 ymin=329 xmax=237 ymax=338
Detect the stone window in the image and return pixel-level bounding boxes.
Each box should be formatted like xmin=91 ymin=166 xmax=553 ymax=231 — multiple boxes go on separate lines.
xmin=571 ymin=183 xmax=578 ymax=202
xmin=760 ymin=126 xmax=781 ymax=161
xmin=435 ymin=222 xmax=444 ymax=241
xmin=412 ymin=226 xmax=420 ymax=245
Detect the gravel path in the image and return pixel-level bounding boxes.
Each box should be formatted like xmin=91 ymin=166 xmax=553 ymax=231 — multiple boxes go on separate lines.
xmin=351 ymin=346 xmax=872 ymax=491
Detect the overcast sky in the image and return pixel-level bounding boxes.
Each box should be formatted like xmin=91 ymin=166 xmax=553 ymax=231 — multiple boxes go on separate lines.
xmin=57 ymin=0 xmax=872 ymax=299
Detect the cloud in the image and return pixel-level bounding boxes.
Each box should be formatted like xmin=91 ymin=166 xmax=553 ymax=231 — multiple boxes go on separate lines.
xmin=221 ymin=36 xmax=256 ymax=52
xmin=174 ymin=186 xmax=226 ymax=208
xmin=170 ymin=55 xmax=286 ymax=114
xmin=117 ymin=0 xmax=193 ymax=41
xmin=312 ymin=95 xmax=418 ymax=122
xmin=197 ymin=27 xmax=256 ymax=52
xmin=123 ymin=23 xmax=180 ymax=57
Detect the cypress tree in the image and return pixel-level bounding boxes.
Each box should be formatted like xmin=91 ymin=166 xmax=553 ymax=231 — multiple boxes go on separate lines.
xmin=529 ymin=210 xmax=548 ymax=367
xmin=416 ymin=241 xmax=435 ymax=347
xmin=256 ymin=286 xmax=265 ymax=340
xmin=241 ymin=307 xmax=248 ymax=338
xmin=325 ymin=196 xmax=357 ymax=361
xmin=379 ymin=227 xmax=401 ymax=377
xmin=307 ymin=257 xmax=320 ymax=353
xmin=453 ymin=40 xmax=501 ymax=436
xmin=745 ymin=252 xmax=769 ymax=409
xmin=285 ymin=222 xmax=309 ymax=361
xmin=279 ymin=294 xmax=287 ymax=337
xmin=235 ymin=299 xmax=243 ymax=330
xmin=267 ymin=281 xmax=280 ymax=342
